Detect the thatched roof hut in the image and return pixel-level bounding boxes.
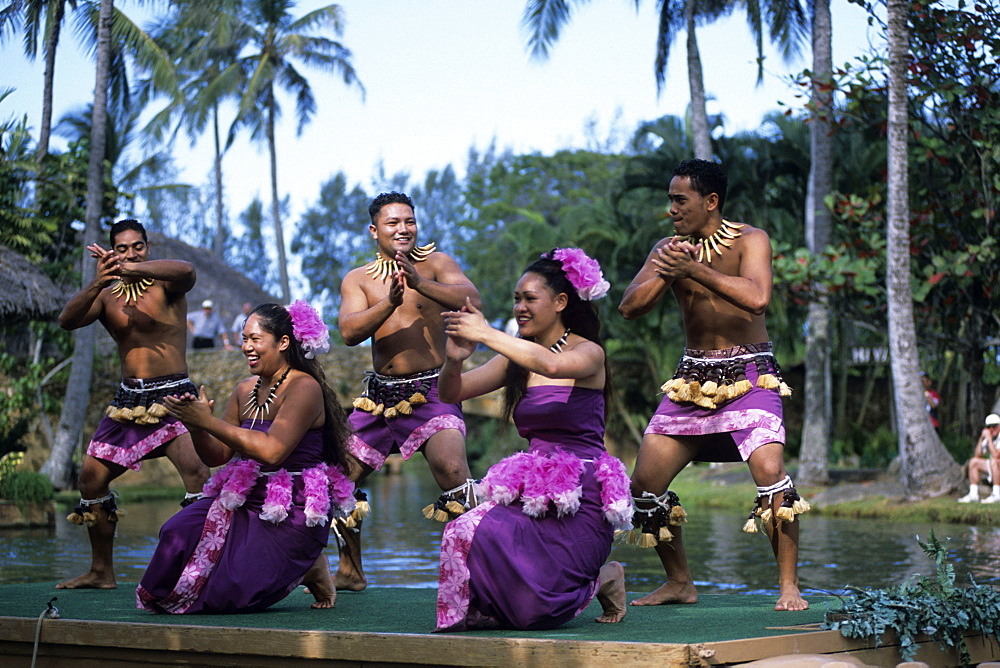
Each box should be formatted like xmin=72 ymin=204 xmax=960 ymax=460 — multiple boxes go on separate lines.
xmin=0 ymin=246 xmax=65 ymax=324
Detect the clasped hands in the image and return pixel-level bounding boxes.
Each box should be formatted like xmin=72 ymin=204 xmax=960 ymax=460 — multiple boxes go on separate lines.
xmin=652 ymin=237 xmax=700 ymax=279
xmin=163 ymin=386 xmax=216 ymax=427
xmin=442 ymin=297 xmax=490 ymax=360
xmin=87 ymin=243 xmax=145 ymax=285
xmin=387 ymin=251 xmax=419 ymax=306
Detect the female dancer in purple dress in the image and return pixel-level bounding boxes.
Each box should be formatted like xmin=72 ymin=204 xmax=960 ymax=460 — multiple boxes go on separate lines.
xmin=435 ymin=249 xmax=632 ymax=631
xmin=137 ymin=301 xmax=356 ymax=613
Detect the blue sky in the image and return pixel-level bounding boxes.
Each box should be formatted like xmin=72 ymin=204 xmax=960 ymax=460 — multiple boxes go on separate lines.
xmin=4 ymin=0 xmax=878 ymax=233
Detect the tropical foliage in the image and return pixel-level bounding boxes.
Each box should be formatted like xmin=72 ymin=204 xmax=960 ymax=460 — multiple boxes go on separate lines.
xmin=2 ymin=0 xmax=999 ymax=489
xmin=824 ymin=532 xmax=1000 ymax=666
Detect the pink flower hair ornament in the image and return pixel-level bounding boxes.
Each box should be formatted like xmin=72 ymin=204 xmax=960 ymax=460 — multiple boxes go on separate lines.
xmin=548 ymin=248 xmax=610 ymax=301
xmin=287 ymin=299 xmax=330 ymax=359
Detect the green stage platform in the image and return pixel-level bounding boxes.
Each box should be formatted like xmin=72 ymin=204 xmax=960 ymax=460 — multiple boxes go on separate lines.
xmin=0 ymin=582 xmax=834 ymax=642
xmin=1 ymin=583 xmax=995 ymax=666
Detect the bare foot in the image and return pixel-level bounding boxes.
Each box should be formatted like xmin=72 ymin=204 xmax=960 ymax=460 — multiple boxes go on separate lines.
xmin=595 ymin=561 xmax=627 ymax=623
xmin=56 ymin=572 xmax=116 ymax=590
xmin=303 ymin=554 xmax=336 ymax=609
xmin=629 ymin=580 xmax=698 ymax=606
xmin=333 ymin=571 xmax=367 ymax=592
xmin=775 ymin=584 xmax=809 ymax=611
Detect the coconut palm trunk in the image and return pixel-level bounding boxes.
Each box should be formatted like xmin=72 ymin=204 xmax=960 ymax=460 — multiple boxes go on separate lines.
xmin=885 ymin=0 xmax=960 ymax=498
xmin=684 ymin=0 xmax=712 ymax=159
xmin=35 ymin=0 xmax=66 ymax=164
xmin=797 ymin=0 xmax=833 ymax=486
xmin=41 ymin=0 xmax=114 ymax=490
xmin=211 ymin=103 xmax=226 ymax=258
xmin=266 ymin=87 xmax=291 ymax=303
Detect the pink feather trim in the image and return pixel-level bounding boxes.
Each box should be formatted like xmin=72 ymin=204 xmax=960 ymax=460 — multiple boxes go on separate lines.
xmin=201 ymin=460 xmax=236 ymax=497
xmin=260 ymin=469 xmax=293 ymax=523
xmin=326 ymin=464 xmax=357 ymax=518
xmin=218 ymin=459 xmax=260 ymax=510
xmin=594 ymin=453 xmax=634 ymax=530
xmin=303 ymin=466 xmax=332 ymax=527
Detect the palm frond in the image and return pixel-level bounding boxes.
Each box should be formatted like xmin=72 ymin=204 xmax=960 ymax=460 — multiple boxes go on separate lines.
xmin=521 ymin=0 xmax=578 ymax=60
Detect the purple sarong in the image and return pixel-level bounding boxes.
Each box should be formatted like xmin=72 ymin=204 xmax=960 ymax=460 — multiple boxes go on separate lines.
xmin=347 ymin=371 xmax=464 ymax=470
xmin=645 ymin=344 xmax=786 ymax=462
xmin=136 ymin=420 xmax=355 ymax=614
xmin=436 ymin=386 xmax=632 ymax=632
xmin=87 ymin=374 xmax=196 ymax=470
xmin=88 ymin=418 xmax=188 ymax=471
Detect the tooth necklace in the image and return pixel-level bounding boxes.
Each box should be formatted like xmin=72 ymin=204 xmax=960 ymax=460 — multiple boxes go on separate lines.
xmin=110 ymin=278 xmax=154 ymax=303
xmin=365 ymin=242 xmax=436 ymax=282
xmin=243 ymin=367 xmax=291 ymax=427
xmin=678 ymin=219 xmax=745 ymax=264
xmin=549 ymin=329 xmax=570 ymax=353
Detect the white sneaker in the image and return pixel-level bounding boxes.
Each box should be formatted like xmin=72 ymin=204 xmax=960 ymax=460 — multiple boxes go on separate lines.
xmin=981 ymin=493 xmax=1000 ymax=504
xmin=957 ymin=491 xmax=980 ymax=503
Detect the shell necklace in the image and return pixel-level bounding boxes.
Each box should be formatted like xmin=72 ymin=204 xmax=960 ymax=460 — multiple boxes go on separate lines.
xmin=549 ymin=329 xmax=571 ymax=353
xmin=680 ymin=219 xmax=745 ymax=264
xmin=365 ymin=242 xmax=436 ymax=282
xmin=110 ymin=278 xmax=154 ymax=304
xmin=243 ymin=367 xmax=291 ymax=427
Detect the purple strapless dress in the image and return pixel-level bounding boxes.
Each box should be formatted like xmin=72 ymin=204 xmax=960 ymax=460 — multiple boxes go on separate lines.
xmin=136 ymin=420 xmax=354 ymax=614
xmin=436 ymin=386 xmax=632 ymax=631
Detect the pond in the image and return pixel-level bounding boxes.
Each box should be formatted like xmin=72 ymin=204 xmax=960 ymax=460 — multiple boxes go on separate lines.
xmin=3 ymin=467 xmax=998 ymax=596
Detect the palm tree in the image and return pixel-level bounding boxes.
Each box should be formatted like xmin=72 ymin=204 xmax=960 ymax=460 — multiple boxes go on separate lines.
xmin=41 ymin=0 xmax=114 ymax=490
xmin=885 ymin=0 xmax=960 ymax=498
xmin=797 ymin=0 xmax=834 ymax=486
xmin=522 ymin=0 xmax=808 ymax=159
xmin=228 ymin=0 xmax=363 ymax=302
xmin=1 ymin=0 xmax=172 ymax=163
xmin=140 ymin=0 xmax=250 ymax=258
xmin=1 ymin=0 xmax=76 ymax=164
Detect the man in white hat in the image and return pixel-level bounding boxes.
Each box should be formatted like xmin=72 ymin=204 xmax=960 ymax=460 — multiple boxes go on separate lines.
xmin=958 ymin=413 xmax=1000 ymax=503
xmin=186 ymin=298 xmax=232 ymax=350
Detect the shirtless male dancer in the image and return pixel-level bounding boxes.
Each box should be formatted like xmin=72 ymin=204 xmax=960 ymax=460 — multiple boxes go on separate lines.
xmin=56 ymin=219 xmax=210 ymax=589
xmin=619 ymin=159 xmax=809 ymax=612
xmin=335 ymin=192 xmax=481 ymax=590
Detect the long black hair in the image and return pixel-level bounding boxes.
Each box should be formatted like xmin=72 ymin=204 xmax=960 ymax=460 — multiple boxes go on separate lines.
xmin=501 ymin=252 xmax=611 ymax=422
xmin=249 ymin=304 xmax=350 ymax=467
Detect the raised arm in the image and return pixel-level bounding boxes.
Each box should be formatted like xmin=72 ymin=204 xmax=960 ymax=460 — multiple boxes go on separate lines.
xmin=337 ymin=269 xmax=404 ymax=346
xmin=398 ymin=252 xmax=481 ymax=311
xmin=164 ymin=374 xmax=324 ymax=467
xmin=58 ymin=246 xmax=121 ymax=330
xmin=438 ymin=331 xmax=508 ymax=403
xmin=677 ymin=227 xmax=773 ymax=315
xmin=619 ymin=238 xmax=677 ymax=320
xmin=444 ymin=299 xmax=604 ymax=381
xmin=119 ymin=258 xmax=196 ymax=294
xmin=982 ymin=429 xmax=1000 ymax=460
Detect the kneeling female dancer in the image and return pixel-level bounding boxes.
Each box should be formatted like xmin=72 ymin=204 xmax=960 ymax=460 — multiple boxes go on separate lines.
xmin=435 ymin=249 xmax=632 ymax=631
xmin=137 ymin=301 xmax=355 ymax=613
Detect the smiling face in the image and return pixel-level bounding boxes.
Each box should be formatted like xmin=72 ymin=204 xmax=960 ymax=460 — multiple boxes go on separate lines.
xmin=512 ymin=271 xmax=567 ymax=340
xmin=111 ymin=229 xmax=150 ymax=264
xmin=241 ymin=314 xmax=290 ymax=376
xmin=667 ymin=175 xmax=718 ymax=238
xmin=370 ymin=202 xmax=417 ymax=259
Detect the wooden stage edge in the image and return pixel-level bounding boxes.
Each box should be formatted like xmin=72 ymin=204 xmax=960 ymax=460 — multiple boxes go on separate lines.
xmin=1 ymin=616 xmax=998 ymax=667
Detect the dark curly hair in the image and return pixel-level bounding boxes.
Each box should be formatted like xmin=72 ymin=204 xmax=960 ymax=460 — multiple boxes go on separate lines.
xmin=672 ymin=159 xmax=728 ymax=211
xmin=249 ymin=304 xmax=350 ymax=467
xmin=368 ymin=191 xmax=415 ymax=223
xmin=109 ymin=219 xmax=147 ymax=246
xmin=501 ymin=252 xmax=610 ymax=422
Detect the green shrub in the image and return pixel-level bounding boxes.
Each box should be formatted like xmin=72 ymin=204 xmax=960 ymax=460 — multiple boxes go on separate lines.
xmin=832 ymin=424 xmax=898 ymax=468
xmin=0 ymin=469 xmax=55 ymax=505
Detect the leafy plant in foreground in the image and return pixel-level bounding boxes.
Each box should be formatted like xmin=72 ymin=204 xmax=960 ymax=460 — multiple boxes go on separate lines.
xmin=823 ymin=531 xmax=1000 ymax=666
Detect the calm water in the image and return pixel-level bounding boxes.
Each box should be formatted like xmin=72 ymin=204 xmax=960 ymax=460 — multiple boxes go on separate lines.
xmin=3 ymin=467 xmax=999 ymax=595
